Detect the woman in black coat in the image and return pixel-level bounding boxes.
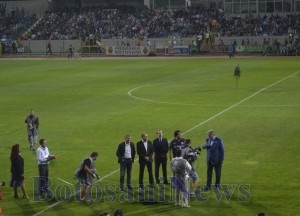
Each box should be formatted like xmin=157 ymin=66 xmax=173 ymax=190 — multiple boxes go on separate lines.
xmin=10 ymin=144 xmax=29 ymax=199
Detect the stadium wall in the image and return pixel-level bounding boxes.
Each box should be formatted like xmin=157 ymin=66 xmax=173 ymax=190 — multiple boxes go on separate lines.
xmin=18 ymin=40 xmax=81 ymax=56
xmin=100 ymin=36 xmax=289 ymax=51
xmin=13 ymin=36 xmax=290 ymax=56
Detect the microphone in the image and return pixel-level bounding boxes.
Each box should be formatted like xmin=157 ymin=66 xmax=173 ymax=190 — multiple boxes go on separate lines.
xmin=202 ymin=138 xmax=209 ymax=149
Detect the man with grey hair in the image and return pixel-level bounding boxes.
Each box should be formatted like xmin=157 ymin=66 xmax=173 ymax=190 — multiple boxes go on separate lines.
xmin=116 ymin=134 xmax=136 ymax=191
xmin=202 ymin=130 xmax=224 ymax=191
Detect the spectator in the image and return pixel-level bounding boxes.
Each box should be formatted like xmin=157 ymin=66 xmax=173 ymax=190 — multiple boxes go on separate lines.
xmin=46 ymin=40 xmax=52 ymax=55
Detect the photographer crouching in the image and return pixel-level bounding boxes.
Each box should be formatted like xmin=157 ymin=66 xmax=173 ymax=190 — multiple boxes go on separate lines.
xmin=181 ymin=139 xmax=200 ymax=198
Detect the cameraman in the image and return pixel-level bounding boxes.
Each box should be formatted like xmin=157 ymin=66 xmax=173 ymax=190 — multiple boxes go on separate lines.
xmin=181 ymin=139 xmax=199 ymax=198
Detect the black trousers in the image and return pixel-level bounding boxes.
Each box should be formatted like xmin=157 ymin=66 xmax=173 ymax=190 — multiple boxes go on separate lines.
xmin=120 ymin=158 xmax=133 ymax=187
xmin=206 ymin=162 xmax=222 ymax=188
xmin=139 ymin=161 xmax=154 ymax=186
xmin=38 ymin=164 xmax=49 ymax=191
xmin=154 ymin=155 xmax=168 ymax=184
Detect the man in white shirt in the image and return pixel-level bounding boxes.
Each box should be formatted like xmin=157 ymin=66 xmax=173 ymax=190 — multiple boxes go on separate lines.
xmin=36 ymin=138 xmax=56 ymax=195
xmin=137 ymin=133 xmax=154 ymax=189
xmin=116 ymin=134 xmax=136 ymax=191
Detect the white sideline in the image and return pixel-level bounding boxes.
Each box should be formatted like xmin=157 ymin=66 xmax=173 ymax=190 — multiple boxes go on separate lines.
xmin=184 ymin=71 xmax=299 ymax=134
xmin=32 ymin=71 xmax=298 ymax=216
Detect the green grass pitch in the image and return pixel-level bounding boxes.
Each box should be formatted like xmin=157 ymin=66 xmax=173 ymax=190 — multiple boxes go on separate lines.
xmin=0 ymin=57 xmax=299 ymax=216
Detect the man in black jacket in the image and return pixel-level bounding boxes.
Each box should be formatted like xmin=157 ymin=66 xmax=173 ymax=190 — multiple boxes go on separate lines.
xmin=137 ymin=133 xmax=154 ymax=189
xmin=153 ymin=129 xmax=169 ymax=185
xmin=116 ymin=134 xmax=136 ymax=191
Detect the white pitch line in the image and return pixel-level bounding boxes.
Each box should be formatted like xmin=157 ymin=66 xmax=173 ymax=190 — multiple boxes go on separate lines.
xmin=128 ymin=84 xmax=197 ymax=106
xmin=183 ymin=71 xmax=299 ymax=134
xmin=128 ymin=76 xmax=299 ymax=107
xmin=33 ymin=71 xmax=298 ymax=216
xmin=96 ymin=169 xmax=119 ymax=183
xmin=56 ymin=177 xmax=73 ymax=186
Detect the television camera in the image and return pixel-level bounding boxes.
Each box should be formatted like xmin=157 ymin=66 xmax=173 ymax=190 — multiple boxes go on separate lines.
xmin=185 ymin=146 xmax=201 ymax=163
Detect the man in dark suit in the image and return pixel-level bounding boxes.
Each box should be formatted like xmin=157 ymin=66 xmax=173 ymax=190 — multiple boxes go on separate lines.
xmin=202 ymin=130 xmax=225 ymax=191
xmin=116 ymin=134 xmax=136 ymax=191
xmin=153 ymin=129 xmax=169 ymax=185
xmin=137 ymin=133 xmax=154 ymax=189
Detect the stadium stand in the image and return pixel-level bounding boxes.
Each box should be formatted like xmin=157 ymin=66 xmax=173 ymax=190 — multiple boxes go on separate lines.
xmin=0 ymin=2 xmax=299 ymax=56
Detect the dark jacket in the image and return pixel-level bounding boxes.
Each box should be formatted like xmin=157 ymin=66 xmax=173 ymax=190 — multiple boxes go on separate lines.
xmin=153 ymin=137 xmax=169 ymax=158
xmin=203 ymin=137 xmax=224 ymax=165
xmin=137 ymin=140 xmax=153 ymax=163
xmin=10 ymin=154 xmax=24 ymax=180
xmin=116 ymin=142 xmax=135 ymax=163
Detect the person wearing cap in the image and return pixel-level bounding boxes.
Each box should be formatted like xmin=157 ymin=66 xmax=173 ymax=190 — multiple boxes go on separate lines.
xmin=202 ymin=130 xmax=224 ymax=191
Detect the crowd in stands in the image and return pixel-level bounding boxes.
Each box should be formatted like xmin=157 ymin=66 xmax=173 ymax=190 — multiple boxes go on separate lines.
xmin=0 ymin=5 xmax=37 ymax=40
xmin=20 ymin=5 xmax=300 ymax=42
xmin=1 ymin=4 xmax=299 ymax=41
xmin=0 ymin=2 xmax=299 ymax=55
xmin=0 ymin=4 xmax=37 ymax=53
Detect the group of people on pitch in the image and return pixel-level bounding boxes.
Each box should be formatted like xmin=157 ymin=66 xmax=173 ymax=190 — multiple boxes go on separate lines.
xmin=12 ymin=109 xmax=224 ymax=207
xmin=115 ymin=129 xmax=225 ymax=208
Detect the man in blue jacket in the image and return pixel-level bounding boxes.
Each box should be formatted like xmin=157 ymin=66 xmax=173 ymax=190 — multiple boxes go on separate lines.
xmin=202 ymin=130 xmax=224 ymax=191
